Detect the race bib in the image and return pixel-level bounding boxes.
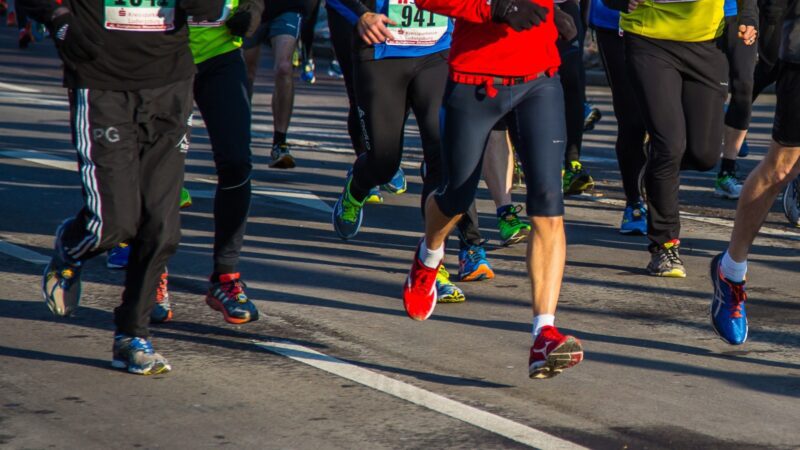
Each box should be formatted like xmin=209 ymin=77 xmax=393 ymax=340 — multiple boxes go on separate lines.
xmin=386 ymin=0 xmax=447 ymax=47
xmin=104 ymin=0 xmax=176 ymax=32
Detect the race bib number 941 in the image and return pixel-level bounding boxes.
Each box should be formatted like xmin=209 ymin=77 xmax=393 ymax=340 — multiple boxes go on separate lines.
xmin=105 ymin=0 xmax=176 ymax=32
xmin=386 ymin=0 xmax=447 ymax=46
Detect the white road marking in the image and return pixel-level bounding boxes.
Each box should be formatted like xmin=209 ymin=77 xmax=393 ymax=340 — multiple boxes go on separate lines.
xmin=0 ymin=81 xmax=40 ymax=93
xmin=255 ymin=339 xmax=587 ymax=450
xmin=0 ymin=240 xmax=49 ymax=265
xmin=0 ymin=149 xmax=76 ymax=172
xmin=0 ymin=92 xmax=69 ymax=107
xmin=191 ymin=179 xmax=332 ymax=213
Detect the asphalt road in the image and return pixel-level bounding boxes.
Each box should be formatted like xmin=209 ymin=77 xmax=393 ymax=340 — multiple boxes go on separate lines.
xmin=0 ymin=28 xmax=799 ymax=450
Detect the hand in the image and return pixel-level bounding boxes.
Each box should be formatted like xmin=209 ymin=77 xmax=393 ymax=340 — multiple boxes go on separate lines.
xmin=491 ymin=0 xmax=549 ymax=32
xmin=554 ymin=7 xmax=577 ymax=41
xmin=180 ymin=0 xmax=224 ymax=22
xmin=627 ymin=0 xmax=646 ymax=12
xmin=357 ymin=12 xmax=396 ymax=45
xmin=50 ymin=11 xmax=102 ymax=71
xmin=738 ymin=24 xmax=757 ymax=46
xmin=225 ymin=10 xmax=253 ymax=37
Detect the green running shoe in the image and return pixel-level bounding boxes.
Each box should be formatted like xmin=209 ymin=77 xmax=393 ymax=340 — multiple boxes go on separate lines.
xmin=333 ymin=176 xmax=365 ymax=240
xmin=562 ymin=160 xmax=595 ymax=195
xmin=497 ymin=205 xmax=530 ymax=246
xmin=436 ymin=265 xmax=465 ymax=303
xmin=180 ymin=187 xmax=192 ymax=209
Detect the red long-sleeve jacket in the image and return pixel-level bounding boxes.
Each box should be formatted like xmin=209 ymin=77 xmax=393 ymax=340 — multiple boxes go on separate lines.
xmin=415 ymin=0 xmax=560 ymax=81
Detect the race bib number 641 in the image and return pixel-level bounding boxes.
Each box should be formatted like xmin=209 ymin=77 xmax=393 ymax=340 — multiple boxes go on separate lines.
xmin=105 ymin=0 xmax=176 ymax=32
xmin=386 ymin=0 xmax=447 ymax=46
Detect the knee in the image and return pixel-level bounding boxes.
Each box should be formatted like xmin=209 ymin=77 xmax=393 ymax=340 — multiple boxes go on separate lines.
xmin=764 ymin=153 xmax=800 ymax=187
xmin=217 ymin=157 xmax=252 ymax=189
xmin=435 ymin=187 xmax=474 ymax=217
xmin=530 ymin=215 xmax=564 ymax=232
xmin=275 ymin=61 xmax=293 ymax=80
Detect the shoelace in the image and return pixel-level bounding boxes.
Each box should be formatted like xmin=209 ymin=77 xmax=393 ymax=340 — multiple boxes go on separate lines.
xmin=501 ymin=205 xmax=524 ymax=228
xmin=728 ymin=283 xmax=747 ymax=319
xmin=413 ymin=265 xmax=436 ymax=293
xmin=129 ymin=337 xmax=155 ymax=355
xmin=220 ymin=278 xmax=247 ymax=303
xmin=665 ymin=247 xmax=682 ymax=265
xmin=341 ymin=192 xmax=362 ymax=223
xmin=465 ymin=247 xmax=485 ymax=264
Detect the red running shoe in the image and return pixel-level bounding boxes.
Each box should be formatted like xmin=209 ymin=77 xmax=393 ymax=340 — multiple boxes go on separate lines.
xmin=528 ymin=325 xmax=583 ymax=379
xmin=402 ymin=243 xmax=439 ymax=321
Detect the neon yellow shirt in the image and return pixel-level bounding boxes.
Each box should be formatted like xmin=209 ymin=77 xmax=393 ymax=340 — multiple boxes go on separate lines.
xmin=620 ymin=1 xmax=726 ymax=42
xmin=189 ymin=0 xmax=241 ymax=65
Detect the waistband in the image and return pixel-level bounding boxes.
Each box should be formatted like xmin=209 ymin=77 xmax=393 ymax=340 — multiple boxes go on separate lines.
xmin=449 ymin=68 xmax=558 ymax=97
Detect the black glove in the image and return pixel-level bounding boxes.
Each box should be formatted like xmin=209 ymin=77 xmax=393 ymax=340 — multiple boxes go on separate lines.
xmin=50 ymin=12 xmax=102 ymax=71
xmin=225 ymin=10 xmax=252 ymax=37
xmin=491 ymin=0 xmax=549 ymax=32
xmin=180 ymin=0 xmax=224 ymax=22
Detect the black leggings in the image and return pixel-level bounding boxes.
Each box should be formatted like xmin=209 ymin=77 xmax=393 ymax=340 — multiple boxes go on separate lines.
xmin=723 ymin=16 xmax=758 ymax=130
xmin=753 ymin=0 xmax=789 ymax=99
xmin=596 ymin=28 xmax=647 ymax=205
xmin=326 ymin=7 xmax=365 ymax=156
xmin=625 ymin=34 xmax=728 ymax=245
xmin=194 ymin=50 xmax=253 ymax=275
xmin=557 ymin=1 xmax=587 ymax=165
xmin=301 ymin=0 xmax=322 ymax=62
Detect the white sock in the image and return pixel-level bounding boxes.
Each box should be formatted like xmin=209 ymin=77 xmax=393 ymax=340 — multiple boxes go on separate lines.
xmin=418 ymin=240 xmax=444 ymax=269
xmin=532 ymin=314 xmax=555 ymax=341
xmin=720 ymin=251 xmax=747 ymax=282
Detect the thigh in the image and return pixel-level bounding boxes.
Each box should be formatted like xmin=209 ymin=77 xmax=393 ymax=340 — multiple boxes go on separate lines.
xmin=509 ymin=76 xmax=567 ymax=217
xmin=682 ymin=43 xmax=728 ymax=170
xmin=408 ymin=51 xmax=449 ymax=179
xmin=269 ymin=11 xmax=303 ymax=43
xmin=773 ymin=63 xmax=800 ymax=147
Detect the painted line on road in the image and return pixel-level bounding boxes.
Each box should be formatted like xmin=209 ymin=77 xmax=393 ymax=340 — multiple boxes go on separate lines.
xmin=191 ymin=178 xmax=332 ymax=213
xmin=584 ymin=196 xmax=800 ymax=242
xmin=0 ymin=240 xmax=49 ymax=265
xmin=255 ymin=339 xmax=587 ymax=450
xmin=0 ymin=149 xmax=76 ymax=172
xmin=0 ymin=81 xmax=40 ymax=93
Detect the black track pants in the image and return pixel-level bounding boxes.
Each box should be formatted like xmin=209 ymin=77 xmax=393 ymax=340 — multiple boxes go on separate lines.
xmin=753 ymin=0 xmax=789 ymax=98
xmin=194 ymin=49 xmax=253 ymax=275
xmin=625 ymin=33 xmax=728 ymax=245
xmin=722 ymin=16 xmax=758 ymax=130
xmin=596 ymin=28 xmax=647 ymax=205
xmin=557 ymin=0 xmax=587 ymax=164
xmin=60 ymin=77 xmax=193 ymax=338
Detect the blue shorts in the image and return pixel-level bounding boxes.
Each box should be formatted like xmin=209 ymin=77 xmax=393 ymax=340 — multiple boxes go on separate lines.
xmin=243 ymin=11 xmax=302 ymax=49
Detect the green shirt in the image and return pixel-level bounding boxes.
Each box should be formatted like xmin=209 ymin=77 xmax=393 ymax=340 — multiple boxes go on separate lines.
xmin=189 ymin=0 xmax=241 ymax=65
xmin=620 ymin=0 xmax=726 ymax=42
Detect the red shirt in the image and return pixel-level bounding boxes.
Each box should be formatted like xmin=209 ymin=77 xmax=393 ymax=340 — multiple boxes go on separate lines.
xmin=415 ymin=0 xmax=561 ymax=80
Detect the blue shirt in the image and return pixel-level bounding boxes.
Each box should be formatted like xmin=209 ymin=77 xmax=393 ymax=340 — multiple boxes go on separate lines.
xmin=589 ymin=0 xmax=620 ymax=31
xmin=724 ymin=0 xmax=738 ymax=16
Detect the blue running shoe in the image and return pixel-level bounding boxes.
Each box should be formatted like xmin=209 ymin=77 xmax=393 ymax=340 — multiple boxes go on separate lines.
xmin=458 ymin=245 xmax=495 ymax=282
xmin=112 ymin=334 xmax=171 ymax=375
xmin=620 ymin=203 xmax=647 ymax=235
xmin=333 ymin=175 xmax=365 ymax=240
xmin=301 ymin=58 xmax=316 ymax=84
xmin=382 ymin=167 xmax=407 ymax=194
xmin=42 ymin=219 xmax=83 ymax=317
xmin=738 ymin=140 xmax=750 ymax=158
xmin=583 ymin=102 xmax=602 ymax=132
xmin=365 ymin=186 xmax=384 ymax=204
xmin=709 ymin=253 xmax=748 ymax=345
xmin=436 ymin=265 xmax=465 ymax=303
xmin=106 ymin=242 xmax=130 ymax=269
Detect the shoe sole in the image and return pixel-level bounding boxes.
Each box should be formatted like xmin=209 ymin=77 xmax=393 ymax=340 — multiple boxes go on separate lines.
xmin=269 ymin=154 xmax=296 ymax=169
xmin=205 ymin=295 xmax=257 ymax=325
xmin=150 ymin=309 xmax=174 ymax=324
xmin=502 ymin=228 xmax=529 ymax=247
xmin=111 ymin=359 xmax=171 ymax=375
xmin=529 ymin=337 xmax=584 ymax=379
xmin=708 ymin=256 xmax=748 ymax=345
xmin=365 ymin=195 xmax=384 ymax=204
xmin=648 ymin=268 xmax=687 ymax=278
xmin=437 ymin=290 xmax=465 ymax=303
xmin=459 ymin=266 xmax=495 ymax=282
xmin=564 ymin=176 xmax=595 ymax=196
xmin=713 ymin=189 xmax=740 ymax=200
xmin=106 ymin=262 xmax=127 ymax=270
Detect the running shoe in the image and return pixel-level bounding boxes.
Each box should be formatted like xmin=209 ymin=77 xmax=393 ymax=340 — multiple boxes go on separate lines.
xmin=365 ymin=186 xmax=384 ymax=204
xmin=382 ymin=167 xmax=407 ymax=194
xmin=291 ymin=48 xmax=300 ymax=67
xmin=513 ymin=157 xmax=525 ymax=189
xmin=436 ymin=265 xmax=465 ymax=303
xmin=150 ymin=271 xmax=173 ymax=323
xmin=106 ymin=242 xmax=130 ymax=269
xmin=403 ymin=241 xmax=439 ymax=321
xmin=738 ymin=140 xmax=749 ymax=158
xmin=497 ymin=205 xmax=530 ymax=246
xmin=620 ymin=202 xmax=647 ymax=235
xmin=714 ymin=171 xmax=742 ymax=199
xmin=42 ymin=219 xmax=83 ymax=317
xmin=458 ymin=245 xmax=495 ymax=282
xmin=328 ymin=59 xmax=344 ymax=78
xmin=583 ymin=102 xmax=602 ymax=132
xmin=709 ymin=253 xmax=748 ymax=345
xmin=18 ymin=23 xmax=32 ymax=49
xmin=269 ymin=143 xmax=296 ymax=169
xmin=206 ymin=272 xmax=259 ymax=324
xmin=562 ymin=160 xmax=595 ymax=195
xmin=180 ymin=187 xmax=192 ymax=209
xmin=528 ymin=325 xmax=583 ymax=379
xmin=783 ymin=176 xmax=800 ymax=228
xmin=647 ymin=239 xmax=686 ymax=278
xmin=333 ymin=175 xmax=365 ymax=240
xmin=111 ymin=334 xmax=171 ymax=375
xmin=301 ymin=58 xmax=316 ymax=84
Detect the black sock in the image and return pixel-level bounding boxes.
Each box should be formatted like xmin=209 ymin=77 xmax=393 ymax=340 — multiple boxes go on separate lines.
xmin=719 ymin=158 xmax=736 ymax=175
xmin=273 ymin=131 xmax=287 ymax=147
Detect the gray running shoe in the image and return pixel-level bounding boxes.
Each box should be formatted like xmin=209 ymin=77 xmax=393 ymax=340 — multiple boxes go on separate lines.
xmin=647 ymin=240 xmax=686 ymax=278
xmin=269 ymin=143 xmax=296 ymax=169
xmin=42 ymin=219 xmax=83 ymax=317
xmin=111 ymin=334 xmax=171 ymax=375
